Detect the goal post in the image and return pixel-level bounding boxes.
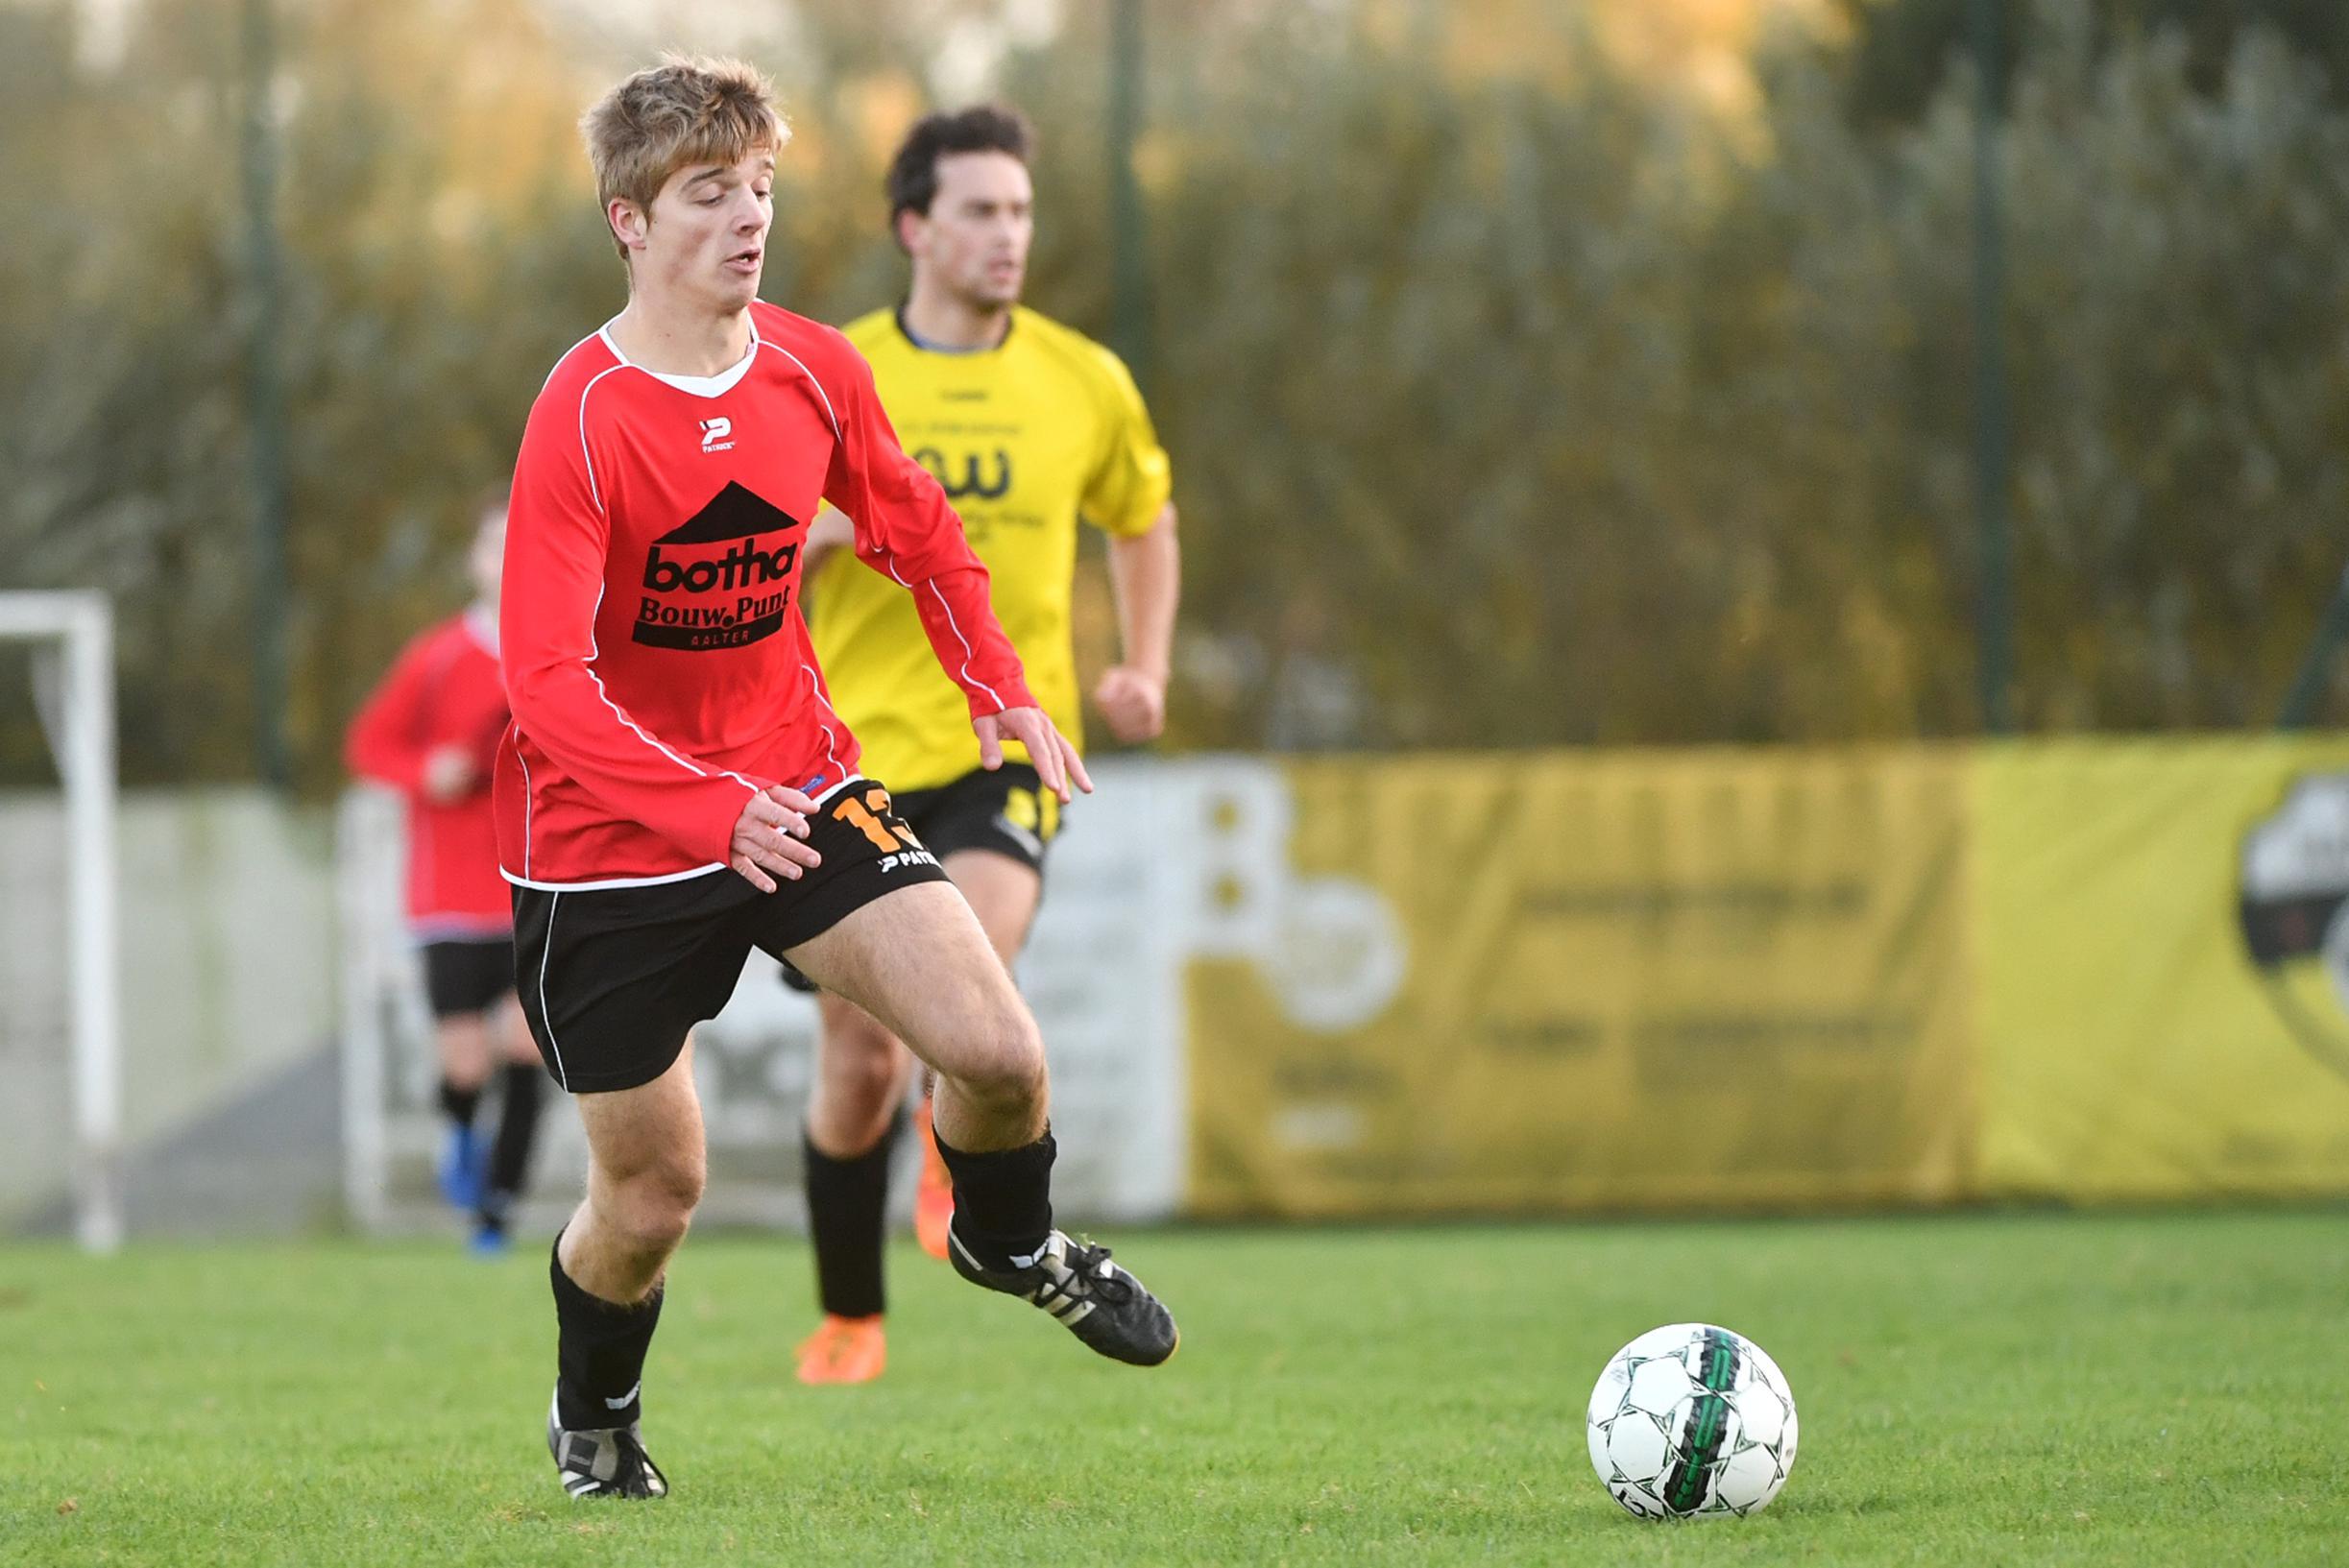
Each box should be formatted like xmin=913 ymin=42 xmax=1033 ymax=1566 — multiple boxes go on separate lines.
xmin=0 ymin=591 xmax=122 ymax=1252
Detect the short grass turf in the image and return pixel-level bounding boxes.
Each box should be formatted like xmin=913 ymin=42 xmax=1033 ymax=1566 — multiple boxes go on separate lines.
xmin=5 ymin=1210 xmax=2344 ymax=1566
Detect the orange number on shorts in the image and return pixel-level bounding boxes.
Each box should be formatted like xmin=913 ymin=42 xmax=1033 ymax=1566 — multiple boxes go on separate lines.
xmin=867 ymin=788 xmax=923 ymax=848
xmin=835 ymin=789 xmax=918 ymax=854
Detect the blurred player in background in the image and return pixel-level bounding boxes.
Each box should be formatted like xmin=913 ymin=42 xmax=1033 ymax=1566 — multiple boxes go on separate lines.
xmin=786 ymin=105 xmax=1179 ymax=1386
xmin=344 ymin=496 xmax=548 ymax=1255
xmin=507 ymin=60 xmax=1176 ymax=1501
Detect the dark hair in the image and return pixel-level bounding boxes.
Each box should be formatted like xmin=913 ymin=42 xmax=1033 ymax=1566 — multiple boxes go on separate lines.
xmin=884 ymin=104 xmax=1033 ymax=243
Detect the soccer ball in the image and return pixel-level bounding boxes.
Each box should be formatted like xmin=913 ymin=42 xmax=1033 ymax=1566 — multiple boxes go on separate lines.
xmin=1585 ymin=1323 xmax=1798 ymax=1520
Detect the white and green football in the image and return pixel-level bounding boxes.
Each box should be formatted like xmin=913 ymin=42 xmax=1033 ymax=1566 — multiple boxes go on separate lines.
xmin=1585 ymin=1323 xmax=1798 ymax=1520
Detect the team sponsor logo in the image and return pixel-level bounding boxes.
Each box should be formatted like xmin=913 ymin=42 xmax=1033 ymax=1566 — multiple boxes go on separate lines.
xmin=633 ymin=480 xmax=802 ymax=651
xmin=911 ymin=446 xmax=1012 ymax=502
xmin=2239 ymin=772 xmax=2349 ymax=1083
xmin=699 ymin=416 xmax=735 ymax=453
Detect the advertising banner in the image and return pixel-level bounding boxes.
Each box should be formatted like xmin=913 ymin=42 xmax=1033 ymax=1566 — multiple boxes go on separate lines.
xmin=1184 ymin=751 xmax=1978 ymax=1216
xmin=1974 ymin=738 xmax=2349 ymax=1200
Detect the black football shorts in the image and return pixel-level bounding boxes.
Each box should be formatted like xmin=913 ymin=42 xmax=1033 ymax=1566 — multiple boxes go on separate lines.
xmin=421 ymin=937 xmax=516 ymax=1020
xmin=512 ymin=778 xmax=947 ymax=1093
xmin=778 ymin=761 xmax=1061 ymax=995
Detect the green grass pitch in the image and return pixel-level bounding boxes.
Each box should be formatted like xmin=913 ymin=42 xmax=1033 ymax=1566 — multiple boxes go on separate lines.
xmin=6 ymin=1210 xmax=2343 ymax=1565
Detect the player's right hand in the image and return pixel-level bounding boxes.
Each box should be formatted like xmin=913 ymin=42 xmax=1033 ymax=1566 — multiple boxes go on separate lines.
xmin=975 ymin=707 xmax=1094 ymax=805
xmin=730 ymin=784 xmax=822 ymax=893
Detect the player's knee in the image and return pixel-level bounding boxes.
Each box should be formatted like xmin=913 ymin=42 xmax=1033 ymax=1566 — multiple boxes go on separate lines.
xmin=610 ymin=1155 xmax=703 ymax=1253
xmin=952 ymin=1003 xmax=1046 ymax=1116
xmin=825 ymin=1033 xmax=907 ymax=1122
xmin=655 ymin=1150 xmax=708 ymax=1220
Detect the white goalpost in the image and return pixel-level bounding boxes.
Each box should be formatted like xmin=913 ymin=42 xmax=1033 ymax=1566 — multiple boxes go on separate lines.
xmin=0 ymin=591 xmax=123 ymax=1252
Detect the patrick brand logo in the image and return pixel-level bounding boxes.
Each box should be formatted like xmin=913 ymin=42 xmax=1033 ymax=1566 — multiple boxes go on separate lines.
xmin=699 ymin=416 xmax=735 ymax=453
xmin=634 ymin=481 xmax=802 ymax=651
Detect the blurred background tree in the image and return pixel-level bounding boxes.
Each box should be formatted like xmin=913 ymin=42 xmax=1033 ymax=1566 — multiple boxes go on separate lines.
xmin=5 ymin=0 xmax=2349 ymax=785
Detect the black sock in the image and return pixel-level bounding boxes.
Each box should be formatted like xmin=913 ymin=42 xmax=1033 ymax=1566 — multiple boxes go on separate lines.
xmin=550 ymin=1240 xmax=663 ymax=1431
xmin=479 ymin=1062 xmax=547 ymax=1222
xmin=803 ymin=1109 xmax=904 ymax=1318
xmin=931 ymin=1123 xmax=1055 ymax=1270
xmin=439 ymin=1076 xmax=483 ymax=1127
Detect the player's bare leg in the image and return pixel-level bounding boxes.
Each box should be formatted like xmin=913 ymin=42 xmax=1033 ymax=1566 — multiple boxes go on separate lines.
xmin=787 ymin=881 xmax=1176 ymax=1366
xmin=938 ymin=848 xmax=1044 ymax=969
xmin=797 ymin=846 xmax=1041 ymax=1383
xmin=563 ymin=1036 xmax=704 ymax=1302
xmin=793 ymin=881 xmax=1041 ymax=1147
xmin=437 ymin=1013 xmax=493 ymax=1088
xmin=545 ymin=1037 xmax=705 ymax=1498
xmin=808 ymin=1000 xmax=915 ymax=1152
xmin=913 ymin=851 xmax=1044 ymax=1251
xmin=793 ymin=866 xmax=1024 ymax=1385
xmin=796 ymin=854 xmax=1044 ymax=1380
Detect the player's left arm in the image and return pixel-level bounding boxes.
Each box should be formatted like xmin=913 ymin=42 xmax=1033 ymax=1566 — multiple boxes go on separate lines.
xmin=1097 ymin=501 xmax=1179 ymax=743
xmin=818 ymin=336 xmax=1090 ymax=802
xmin=1083 ymin=344 xmax=1180 ymax=745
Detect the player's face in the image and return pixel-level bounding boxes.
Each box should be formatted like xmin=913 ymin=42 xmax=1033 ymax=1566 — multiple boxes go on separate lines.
xmin=908 ymin=151 xmax=1032 ymax=311
xmin=624 ymin=150 xmax=776 ymax=314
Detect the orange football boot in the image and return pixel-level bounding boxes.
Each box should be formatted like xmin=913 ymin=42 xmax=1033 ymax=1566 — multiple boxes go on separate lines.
xmin=795 ymin=1314 xmax=886 ymax=1386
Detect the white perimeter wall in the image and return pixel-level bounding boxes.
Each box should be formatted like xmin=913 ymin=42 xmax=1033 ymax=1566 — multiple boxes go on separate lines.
xmin=0 ymin=789 xmax=338 ymax=1222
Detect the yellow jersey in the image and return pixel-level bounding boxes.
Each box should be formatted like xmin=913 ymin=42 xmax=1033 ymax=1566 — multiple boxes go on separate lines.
xmin=811 ymin=305 xmax=1174 ymax=792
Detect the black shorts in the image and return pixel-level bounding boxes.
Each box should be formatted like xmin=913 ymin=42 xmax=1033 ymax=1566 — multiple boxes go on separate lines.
xmin=421 ymin=937 xmax=516 ymax=1020
xmin=779 ymin=762 xmax=1060 ymax=995
xmin=513 ymin=779 xmax=948 ymax=1094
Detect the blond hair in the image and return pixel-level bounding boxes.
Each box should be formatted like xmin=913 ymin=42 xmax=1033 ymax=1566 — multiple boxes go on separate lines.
xmin=581 ymin=56 xmax=787 ymax=261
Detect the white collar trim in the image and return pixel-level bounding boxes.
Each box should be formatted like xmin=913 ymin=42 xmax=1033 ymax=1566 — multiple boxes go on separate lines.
xmin=598 ymin=317 xmax=761 ymax=398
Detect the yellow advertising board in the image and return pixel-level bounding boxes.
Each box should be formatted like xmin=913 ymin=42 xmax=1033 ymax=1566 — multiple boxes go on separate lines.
xmin=1184 ymin=750 xmax=1978 ymax=1217
xmin=1182 ymin=739 xmax=2349 ymax=1217
xmin=1973 ymin=737 xmax=2349 ymax=1200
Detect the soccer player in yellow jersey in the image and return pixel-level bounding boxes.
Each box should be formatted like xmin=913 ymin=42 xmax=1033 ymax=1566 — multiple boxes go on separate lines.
xmin=786 ymin=106 xmax=1179 ymax=1385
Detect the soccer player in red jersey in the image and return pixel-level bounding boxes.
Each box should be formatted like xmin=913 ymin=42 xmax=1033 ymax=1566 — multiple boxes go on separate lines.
xmin=345 ymin=498 xmax=547 ymax=1256
xmin=502 ymin=59 xmax=1177 ymax=1500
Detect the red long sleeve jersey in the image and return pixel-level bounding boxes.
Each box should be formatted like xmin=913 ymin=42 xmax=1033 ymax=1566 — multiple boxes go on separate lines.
xmin=344 ymin=610 xmax=513 ymax=935
xmin=496 ymin=302 xmax=1035 ymax=887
